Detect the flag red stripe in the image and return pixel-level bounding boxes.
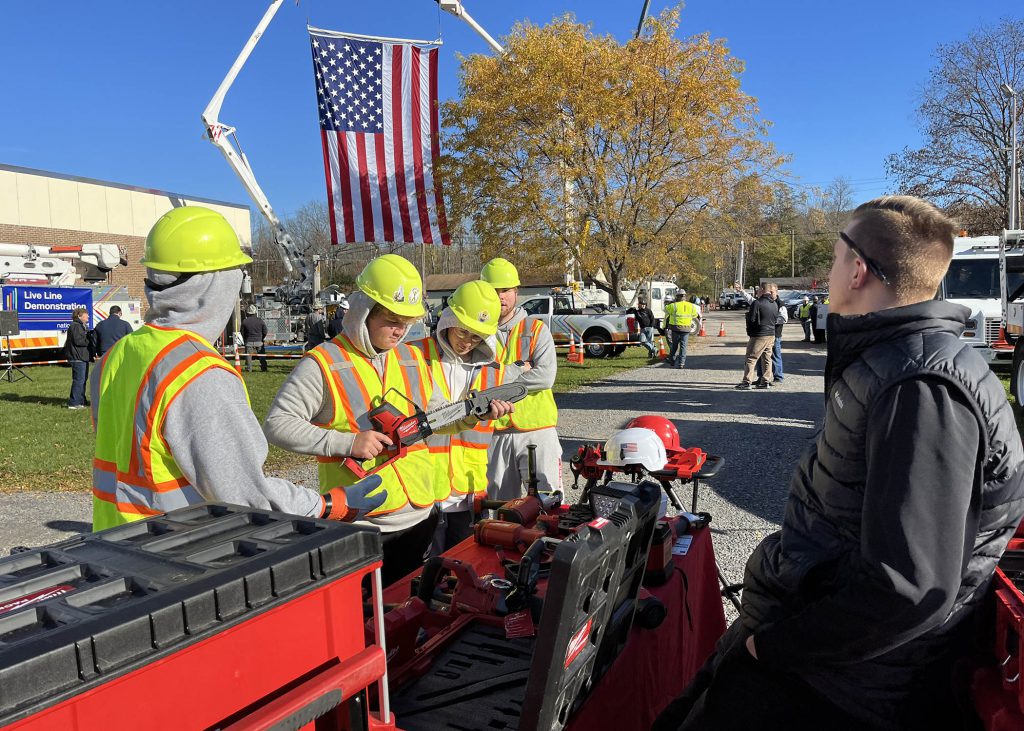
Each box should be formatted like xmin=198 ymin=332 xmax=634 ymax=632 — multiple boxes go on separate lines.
xmin=337 ymin=132 xmax=356 ymax=243
xmin=391 ymin=45 xmax=414 ymax=243
xmin=374 ymin=134 xmax=394 ymax=241
xmin=320 ymin=129 xmax=338 ymax=243
xmin=427 ymin=49 xmax=450 ymax=245
xmin=355 ymin=134 xmax=374 ymax=242
xmin=409 ymin=48 xmax=433 ymax=244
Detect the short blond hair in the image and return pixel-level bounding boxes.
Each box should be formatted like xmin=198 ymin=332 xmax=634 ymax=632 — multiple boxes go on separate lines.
xmin=848 ymin=196 xmax=956 ymax=302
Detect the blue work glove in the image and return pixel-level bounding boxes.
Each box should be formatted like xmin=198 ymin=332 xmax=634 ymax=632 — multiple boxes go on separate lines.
xmin=321 ymin=475 xmax=386 ymax=522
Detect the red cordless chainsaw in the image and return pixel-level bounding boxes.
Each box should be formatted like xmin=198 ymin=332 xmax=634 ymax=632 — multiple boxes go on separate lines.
xmin=342 ymin=383 xmax=528 ymax=479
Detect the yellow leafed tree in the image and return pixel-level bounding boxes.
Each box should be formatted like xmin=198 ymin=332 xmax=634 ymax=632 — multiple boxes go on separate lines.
xmin=441 ymin=6 xmax=783 ymax=303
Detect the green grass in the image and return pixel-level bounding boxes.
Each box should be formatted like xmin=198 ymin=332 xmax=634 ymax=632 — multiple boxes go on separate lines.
xmin=999 ymin=374 xmax=1024 ymax=435
xmin=0 ymin=345 xmax=654 ymax=493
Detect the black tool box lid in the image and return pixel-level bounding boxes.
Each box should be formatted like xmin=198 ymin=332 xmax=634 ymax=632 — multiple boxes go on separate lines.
xmin=0 ymin=503 xmax=380 ymax=725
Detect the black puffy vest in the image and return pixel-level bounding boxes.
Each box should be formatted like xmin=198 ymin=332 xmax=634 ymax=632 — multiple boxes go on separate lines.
xmin=742 ymin=300 xmax=1024 ymax=720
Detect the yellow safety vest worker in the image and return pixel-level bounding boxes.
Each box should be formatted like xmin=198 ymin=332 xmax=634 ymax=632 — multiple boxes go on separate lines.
xmin=306 ymin=334 xmax=434 ymax=515
xmin=412 ymin=337 xmax=505 ymax=502
xmin=91 ymin=324 xmax=245 ymax=531
xmin=798 ymin=303 xmax=812 ymax=319
xmin=665 ymin=300 xmax=699 ymax=328
xmin=493 ymin=318 xmax=558 ymax=432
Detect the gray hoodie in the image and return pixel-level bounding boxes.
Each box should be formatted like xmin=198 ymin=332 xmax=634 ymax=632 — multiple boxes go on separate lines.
xmin=264 ymin=291 xmax=437 ymax=532
xmin=496 ymin=307 xmax=557 ymax=414
xmin=89 ymin=268 xmax=322 ymax=518
xmin=428 ymin=310 xmax=500 ymax=513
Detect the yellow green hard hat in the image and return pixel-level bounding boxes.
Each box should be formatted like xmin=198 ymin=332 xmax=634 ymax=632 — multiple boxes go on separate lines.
xmin=480 ymin=257 xmax=520 ymax=289
xmin=449 ymin=280 xmax=500 ymax=337
xmin=356 ymin=254 xmax=425 ymax=318
xmin=141 ymin=206 xmax=252 ymax=273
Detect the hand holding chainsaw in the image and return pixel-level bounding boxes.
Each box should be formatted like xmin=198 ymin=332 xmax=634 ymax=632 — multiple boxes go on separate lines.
xmin=343 ymin=383 xmax=528 ymax=479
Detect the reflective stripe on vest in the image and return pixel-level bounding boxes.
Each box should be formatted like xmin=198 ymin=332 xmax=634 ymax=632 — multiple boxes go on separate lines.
xmin=413 ymin=336 xmax=504 ymax=500
xmin=493 ymin=318 xmax=558 ymax=432
xmin=308 ymin=335 xmax=434 ymax=515
xmin=665 ymin=301 xmax=698 ymax=328
xmin=92 ymin=325 xmax=244 ymax=531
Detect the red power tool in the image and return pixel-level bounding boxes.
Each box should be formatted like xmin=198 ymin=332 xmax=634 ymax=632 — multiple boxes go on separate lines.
xmin=474 ymin=519 xmax=551 ymax=552
xmin=343 ymin=383 xmax=527 ymax=479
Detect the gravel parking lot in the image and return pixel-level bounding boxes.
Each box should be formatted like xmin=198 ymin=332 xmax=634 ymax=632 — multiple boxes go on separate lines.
xmin=0 ymin=309 xmax=827 ymax=621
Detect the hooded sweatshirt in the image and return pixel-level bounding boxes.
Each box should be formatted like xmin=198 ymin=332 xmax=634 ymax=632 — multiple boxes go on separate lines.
xmin=264 ymin=291 xmax=441 ymax=531
xmin=427 ymin=309 xmax=503 ymax=512
xmin=96 ymin=268 xmax=322 ymax=517
xmin=495 ymin=307 xmax=557 ymax=427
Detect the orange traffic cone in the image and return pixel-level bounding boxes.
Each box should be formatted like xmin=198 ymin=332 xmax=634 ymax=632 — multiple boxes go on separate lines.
xmin=567 ymin=337 xmax=577 ymax=362
xmin=576 ymin=336 xmax=585 ymax=364
xmin=657 ymin=337 xmax=667 ymax=360
xmin=698 ymin=321 xmax=707 ymax=337
xmin=717 ymin=322 xmax=726 ymax=337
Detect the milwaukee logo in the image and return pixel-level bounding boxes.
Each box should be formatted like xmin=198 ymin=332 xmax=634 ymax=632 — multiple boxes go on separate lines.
xmin=832 ymin=389 xmax=844 ymax=410
xmin=564 ymin=618 xmax=594 ymax=668
xmin=0 ymin=584 xmax=75 ymax=615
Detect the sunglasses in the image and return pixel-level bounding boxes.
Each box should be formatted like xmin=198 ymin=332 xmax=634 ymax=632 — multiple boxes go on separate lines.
xmin=839 ymin=232 xmax=890 ymax=287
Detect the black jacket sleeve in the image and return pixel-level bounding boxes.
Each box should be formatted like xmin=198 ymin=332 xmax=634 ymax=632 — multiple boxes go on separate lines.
xmin=753 ymin=377 xmax=981 ymax=667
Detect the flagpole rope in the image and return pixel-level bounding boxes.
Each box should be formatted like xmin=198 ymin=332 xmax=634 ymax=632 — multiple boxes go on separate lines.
xmin=307 ymin=25 xmax=442 ymax=46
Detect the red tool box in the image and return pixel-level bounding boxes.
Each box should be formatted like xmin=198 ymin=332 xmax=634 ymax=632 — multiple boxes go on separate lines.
xmin=0 ymin=503 xmax=394 ymax=731
xmin=380 ymin=480 xmax=662 ymax=731
xmin=994 ymin=550 xmax=1024 ymax=715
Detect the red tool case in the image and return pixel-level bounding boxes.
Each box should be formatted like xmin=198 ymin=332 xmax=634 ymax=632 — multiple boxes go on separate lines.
xmin=0 ymin=503 xmax=394 ymax=731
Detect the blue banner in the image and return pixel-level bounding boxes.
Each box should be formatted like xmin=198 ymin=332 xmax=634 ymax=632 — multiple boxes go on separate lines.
xmin=1 ymin=286 xmax=93 ymax=331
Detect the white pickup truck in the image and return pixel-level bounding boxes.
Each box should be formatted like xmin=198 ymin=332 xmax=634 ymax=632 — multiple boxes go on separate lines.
xmin=519 ymin=291 xmax=637 ymax=358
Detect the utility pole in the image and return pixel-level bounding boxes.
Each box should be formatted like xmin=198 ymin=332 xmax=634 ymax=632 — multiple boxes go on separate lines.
xmin=635 ymin=0 xmax=652 ymax=38
xmin=790 ymin=231 xmax=796 ymax=277
xmin=1003 ymin=82 xmax=1019 ymax=230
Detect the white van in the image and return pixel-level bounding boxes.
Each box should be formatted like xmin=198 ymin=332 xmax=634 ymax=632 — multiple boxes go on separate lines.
xmin=942 ymin=236 xmax=1023 ymax=366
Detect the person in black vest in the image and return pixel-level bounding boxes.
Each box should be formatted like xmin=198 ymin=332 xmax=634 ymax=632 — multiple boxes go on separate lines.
xmin=92 ymin=305 xmax=133 ymax=357
xmin=655 ymin=196 xmax=1024 ymax=731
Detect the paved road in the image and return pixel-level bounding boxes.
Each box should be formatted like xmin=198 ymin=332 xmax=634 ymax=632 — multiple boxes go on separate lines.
xmin=0 ymin=309 xmax=827 ymax=621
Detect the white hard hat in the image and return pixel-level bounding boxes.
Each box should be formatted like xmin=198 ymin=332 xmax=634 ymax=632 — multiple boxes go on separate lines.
xmin=339 ymin=299 xmax=351 ymax=310
xmin=598 ymin=428 xmax=668 ymax=472
xmin=246 ymin=304 xmax=258 ymax=315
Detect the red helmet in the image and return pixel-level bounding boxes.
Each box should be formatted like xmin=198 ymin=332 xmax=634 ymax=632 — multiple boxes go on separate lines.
xmin=627 ymin=415 xmax=680 ymax=453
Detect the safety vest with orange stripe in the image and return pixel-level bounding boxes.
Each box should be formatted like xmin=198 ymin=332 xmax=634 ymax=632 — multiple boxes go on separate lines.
xmin=91 ymin=325 xmax=246 ymax=531
xmin=493 ymin=318 xmax=558 ymax=431
xmin=411 ymin=337 xmax=505 ymax=503
xmin=306 ymin=335 xmax=434 ymax=515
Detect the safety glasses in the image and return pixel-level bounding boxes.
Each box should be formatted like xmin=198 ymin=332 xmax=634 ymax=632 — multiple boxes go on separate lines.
xmin=839 ymin=232 xmax=890 ymax=287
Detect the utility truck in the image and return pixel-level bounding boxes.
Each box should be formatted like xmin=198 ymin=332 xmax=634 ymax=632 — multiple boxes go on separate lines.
xmin=996 ymin=230 xmax=1024 ymax=402
xmin=942 ymin=236 xmax=1018 ymax=367
xmin=0 ymin=243 xmax=140 ymax=356
xmin=520 ymin=289 xmax=637 ymax=358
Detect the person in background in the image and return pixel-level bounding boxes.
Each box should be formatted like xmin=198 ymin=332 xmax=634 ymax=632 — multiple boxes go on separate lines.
xmin=797 ymin=296 xmax=812 ymax=342
xmin=92 ymin=305 xmax=133 ymax=358
xmin=664 ymin=290 xmax=701 ymax=369
xmin=305 ymin=305 xmax=327 ymax=351
xmin=65 ymin=307 xmax=91 ymax=410
xmin=264 ymin=255 xmax=513 ymax=584
xmin=655 ymin=196 xmax=1024 ymax=731
xmin=756 ymin=291 xmax=787 ymax=385
xmin=736 ymin=284 xmax=777 ymax=389
xmin=411 ymin=280 xmax=512 ymax=554
xmin=90 ymin=206 xmax=378 ymax=531
xmin=633 ymin=300 xmax=658 ymax=357
xmin=811 ymin=295 xmax=827 ymax=344
xmin=326 ymin=298 xmax=349 ymax=339
xmin=480 ymin=258 xmax=562 ymax=500
xmin=241 ymin=304 xmax=269 ymax=373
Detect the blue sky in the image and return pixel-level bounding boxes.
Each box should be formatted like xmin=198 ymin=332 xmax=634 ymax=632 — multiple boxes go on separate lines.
xmin=0 ymin=1 xmax=1016 ymax=218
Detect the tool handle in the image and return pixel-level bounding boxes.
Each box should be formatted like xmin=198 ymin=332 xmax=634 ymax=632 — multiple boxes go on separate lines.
xmin=466 ymin=382 xmax=529 ymax=418
xmin=526 ymin=444 xmax=539 ymax=497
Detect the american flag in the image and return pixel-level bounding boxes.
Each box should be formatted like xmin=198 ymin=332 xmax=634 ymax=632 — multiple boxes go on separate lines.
xmin=309 ymin=31 xmax=450 ymax=246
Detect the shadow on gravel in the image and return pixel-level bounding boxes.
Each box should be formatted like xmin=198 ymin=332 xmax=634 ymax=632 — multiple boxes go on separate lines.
xmin=45 ymin=520 xmax=91 ymax=534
